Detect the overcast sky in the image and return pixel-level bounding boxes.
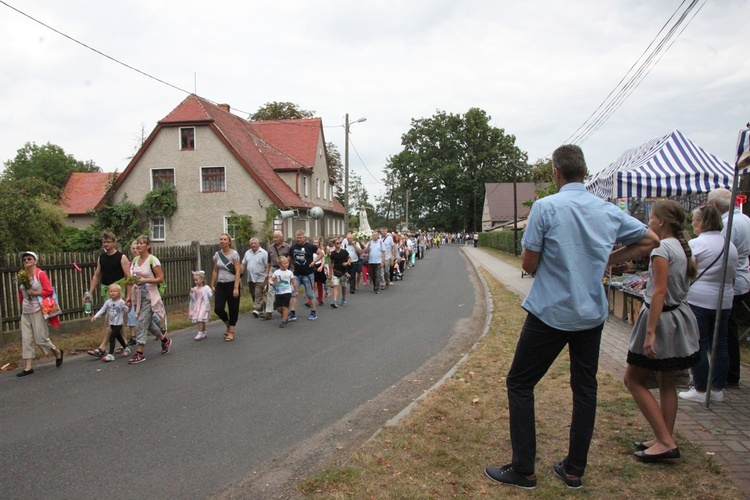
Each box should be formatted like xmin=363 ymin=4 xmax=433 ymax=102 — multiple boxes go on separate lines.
xmin=1 ymin=0 xmax=747 ymax=199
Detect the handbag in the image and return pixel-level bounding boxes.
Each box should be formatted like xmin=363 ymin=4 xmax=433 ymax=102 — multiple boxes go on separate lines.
xmin=148 ymin=255 xmax=167 ymax=295
xmin=38 ymin=287 xmax=62 ymax=319
xmin=217 ymin=251 xmax=237 ymax=275
xmin=690 ymin=247 xmax=724 ymax=286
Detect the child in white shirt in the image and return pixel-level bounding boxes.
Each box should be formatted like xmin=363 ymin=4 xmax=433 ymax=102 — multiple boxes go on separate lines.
xmin=269 ymin=256 xmax=297 ymax=328
xmin=91 ymin=284 xmax=129 ymax=361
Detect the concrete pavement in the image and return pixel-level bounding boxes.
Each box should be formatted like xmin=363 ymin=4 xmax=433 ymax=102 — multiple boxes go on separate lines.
xmin=462 ymin=246 xmax=750 ymax=497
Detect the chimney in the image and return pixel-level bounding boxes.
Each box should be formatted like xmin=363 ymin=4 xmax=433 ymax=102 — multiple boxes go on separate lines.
xmin=218 ymin=104 xmax=230 ymax=112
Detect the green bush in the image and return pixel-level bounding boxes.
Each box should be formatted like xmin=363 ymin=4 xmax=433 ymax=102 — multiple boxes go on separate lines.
xmin=479 ymin=230 xmax=523 ymax=255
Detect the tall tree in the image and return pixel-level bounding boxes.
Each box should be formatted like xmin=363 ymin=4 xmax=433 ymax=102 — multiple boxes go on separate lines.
xmin=0 ymin=177 xmax=68 ymax=254
xmin=3 ymin=142 xmax=101 ymax=192
xmin=384 ymin=108 xmax=527 ymax=232
xmin=249 ymin=102 xmax=315 ymax=121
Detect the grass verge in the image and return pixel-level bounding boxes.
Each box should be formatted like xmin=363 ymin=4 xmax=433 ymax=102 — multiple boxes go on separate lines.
xmin=299 ymin=271 xmax=742 ymax=498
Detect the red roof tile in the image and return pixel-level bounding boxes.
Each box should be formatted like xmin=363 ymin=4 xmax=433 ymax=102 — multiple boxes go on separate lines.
xmin=61 ymin=172 xmax=111 ymax=215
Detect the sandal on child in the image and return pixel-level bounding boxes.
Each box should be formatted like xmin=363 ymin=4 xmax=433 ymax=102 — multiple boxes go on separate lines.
xmin=87 ymin=347 xmax=105 ymax=357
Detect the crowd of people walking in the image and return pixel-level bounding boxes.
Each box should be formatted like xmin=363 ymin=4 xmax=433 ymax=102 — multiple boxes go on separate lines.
xmin=13 ymin=227 xmax=446 ymax=375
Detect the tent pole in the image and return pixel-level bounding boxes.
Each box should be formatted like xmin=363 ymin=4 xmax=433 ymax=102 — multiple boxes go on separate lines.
xmin=705 ymin=150 xmax=750 ymax=408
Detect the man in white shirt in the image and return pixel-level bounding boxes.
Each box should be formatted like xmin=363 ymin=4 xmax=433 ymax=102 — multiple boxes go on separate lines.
xmin=342 ymin=231 xmax=362 ymax=294
xmin=708 ymin=188 xmax=750 ymax=385
xmin=379 ymin=227 xmax=395 ymax=289
xmin=241 ymin=237 xmax=269 ymax=317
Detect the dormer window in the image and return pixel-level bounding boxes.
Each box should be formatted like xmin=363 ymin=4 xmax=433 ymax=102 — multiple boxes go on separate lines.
xmin=180 ymin=127 xmax=195 ymax=150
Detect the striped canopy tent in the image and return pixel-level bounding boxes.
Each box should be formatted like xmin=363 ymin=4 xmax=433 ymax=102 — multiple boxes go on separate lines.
xmin=585 ymin=130 xmax=733 ymax=200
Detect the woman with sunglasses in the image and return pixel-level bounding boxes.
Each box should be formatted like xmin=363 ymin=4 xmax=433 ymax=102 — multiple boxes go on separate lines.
xmin=16 ymin=251 xmax=63 ymax=377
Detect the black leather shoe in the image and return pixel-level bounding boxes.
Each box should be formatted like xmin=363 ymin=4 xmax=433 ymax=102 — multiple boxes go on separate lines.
xmin=634 ymin=448 xmax=680 ymax=462
xmin=56 ymin=349 xmax=64 ymax=367
xmin=17 ymin=369 xmax=34 ymax=377
xmin=634 ymin=441 xmax=649 ymax=451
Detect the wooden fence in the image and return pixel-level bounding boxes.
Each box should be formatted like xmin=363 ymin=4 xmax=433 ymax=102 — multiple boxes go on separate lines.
xmin=0 ymin=241 xmax=250 ymax=345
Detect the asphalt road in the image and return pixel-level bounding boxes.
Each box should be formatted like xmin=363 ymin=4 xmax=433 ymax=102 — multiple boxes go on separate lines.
xmin=0 ymin=244 xmax=483 ymax=499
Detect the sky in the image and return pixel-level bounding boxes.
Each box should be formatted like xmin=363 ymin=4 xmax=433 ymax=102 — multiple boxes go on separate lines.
xmin=1 ymin=0 xmax=748 ymax=200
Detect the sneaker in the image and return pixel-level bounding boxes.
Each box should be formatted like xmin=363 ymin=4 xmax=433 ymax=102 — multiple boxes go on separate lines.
xmin=678 ymin=386 xmax=708 ymax=403
xmin=279 ymin=321 xmax=288 ymax=328
xmin=711 ymin=389 xmax=725 ymax=402
xmin=288 ymin=312 xmax=297 ymax=321
xmin=194 ymin=332 xmax=207 ymax=341
xmin=553 ymin=461 xmax=582 ymax=489
xmin=161 ymin=337 xmax=172 ymax=355
xmin=341 ymin=299 xmax=347 ymax=306
xmin=331 ymin=301 xmax=338 ymax=309
xmin=120 ymin=347 xmax=131 ymax=358
xmin=127 ymin=337 xmax=137 ymax=346
xmin=485 ymin=464 xmax=537 ymax=490
xmin=308 ymin=311 xmax=318 ymax=320
xmin=128 ymin=352 xmax=146 ymax=364
xmin=102 ymin=354 xmax=115 ymax=362
xmin=252 ymin=310 xmax=260 ymax=318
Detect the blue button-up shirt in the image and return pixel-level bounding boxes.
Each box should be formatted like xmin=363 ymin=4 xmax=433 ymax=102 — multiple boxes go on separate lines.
xmin=521 ymin=183 xmax=649 ymax=331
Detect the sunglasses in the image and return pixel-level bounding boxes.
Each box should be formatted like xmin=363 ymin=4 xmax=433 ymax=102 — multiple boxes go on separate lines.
xmin=23 ymin=257 xmax=35 ymax=261
xmin=335 ymin=242 xmax=342 ymax=245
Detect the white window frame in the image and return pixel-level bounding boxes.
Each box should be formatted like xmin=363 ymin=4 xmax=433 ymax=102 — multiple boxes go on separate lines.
xmin=224 ymin=216 xmax=239 ymax=240
xmin=150 ymin=217 xmax=166 ymax=242
xmin=316 ymin=178 xmax=321 ymax=198
xmin=201 ymin=166 xmax=226 ymax=193
xmin=323 ymin=180 xmax=327 ymax=200
xmin=180 ymin=127 xmax=196 ymax=150
xmin=303 ymin=176 xmax=309 ymax=197
xmin=150 ymin=168 xmax=175 ymax=190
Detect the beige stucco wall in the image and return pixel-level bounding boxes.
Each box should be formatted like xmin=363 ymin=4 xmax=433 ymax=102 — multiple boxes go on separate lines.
xmin=66 ymin=214 xmax=96 ymax=230
xmin=113 ymin=125 xmax=277 ymax=246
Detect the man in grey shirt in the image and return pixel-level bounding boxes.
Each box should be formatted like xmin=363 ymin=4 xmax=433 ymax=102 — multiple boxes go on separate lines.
xmin=708 ymin=188 xmax=750 ymax=385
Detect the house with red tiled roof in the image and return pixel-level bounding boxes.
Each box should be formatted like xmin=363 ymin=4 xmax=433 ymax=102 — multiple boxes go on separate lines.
xmin=481 ymin=182 xmax=542 ymax=231
xmin=61 ymin=172 xmax=112 ymax=229
xmin=110 ymin=94 xmax=345 ymax=245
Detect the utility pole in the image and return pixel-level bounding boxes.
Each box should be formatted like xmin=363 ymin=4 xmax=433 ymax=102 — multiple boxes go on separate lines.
xmin=405 ymin=189 xmax=410 ymax=230
xmin=343 ymin=114 xmax=366 ymax=232
xmin=344 ymin=113 xmax=350 ymax=232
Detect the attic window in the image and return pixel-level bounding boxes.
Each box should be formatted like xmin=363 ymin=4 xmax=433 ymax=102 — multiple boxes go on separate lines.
xmin=180 ymin=127 xmax=195 ymax=150
xmin=201 ymin=167 xmax=226 ymax=192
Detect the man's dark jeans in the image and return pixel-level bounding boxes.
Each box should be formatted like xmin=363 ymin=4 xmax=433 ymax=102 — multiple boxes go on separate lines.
xmin=506 ymin=313 xmax=602 ymax=477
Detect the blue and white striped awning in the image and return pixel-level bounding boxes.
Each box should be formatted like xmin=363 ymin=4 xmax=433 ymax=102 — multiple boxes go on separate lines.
xmin=586 ymin=130 xmax=733 ymax=200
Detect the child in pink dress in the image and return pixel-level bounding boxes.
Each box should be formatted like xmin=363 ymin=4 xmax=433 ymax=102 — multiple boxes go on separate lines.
xmin=190 ymin=271 xmax=213 ymax=341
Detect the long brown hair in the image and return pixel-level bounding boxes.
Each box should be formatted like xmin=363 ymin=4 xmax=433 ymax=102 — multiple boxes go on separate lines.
xmin=651 ymin=200 xmax=697 ymax=280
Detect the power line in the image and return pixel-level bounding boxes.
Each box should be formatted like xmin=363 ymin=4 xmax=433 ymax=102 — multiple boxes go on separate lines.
xmin=558 ymin=0 xmax=706 ymax=149
xmin=0 ymin=0 xmax=255 ymax=116
xmin=348 ymin=137 xmax=383 ymax=185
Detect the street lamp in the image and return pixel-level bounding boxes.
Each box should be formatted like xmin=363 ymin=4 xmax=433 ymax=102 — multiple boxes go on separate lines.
xmin=344 ymin=113 xmax=367 ymax=232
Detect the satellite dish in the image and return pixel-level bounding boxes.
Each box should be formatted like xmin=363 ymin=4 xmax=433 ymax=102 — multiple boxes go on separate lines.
xmin=279 ymin=210 xmax=296 ymax=220
xmin=309 ymin=206 xmax=324 ymax=220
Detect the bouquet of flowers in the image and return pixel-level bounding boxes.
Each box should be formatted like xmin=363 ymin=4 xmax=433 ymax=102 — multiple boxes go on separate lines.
xmin=17 ymin=269 xmax=32 ymax=301
xmin=353 ymin=231 xmax=370 ymax=243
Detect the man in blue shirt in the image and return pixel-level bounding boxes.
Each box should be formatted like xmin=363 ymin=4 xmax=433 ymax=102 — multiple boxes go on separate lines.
xmin=486 ymin=145 xmax=659 ymax=490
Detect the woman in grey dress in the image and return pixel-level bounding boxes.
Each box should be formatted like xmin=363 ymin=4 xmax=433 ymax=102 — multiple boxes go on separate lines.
xmin=623 ymin=200 xmax=699 ymax=462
